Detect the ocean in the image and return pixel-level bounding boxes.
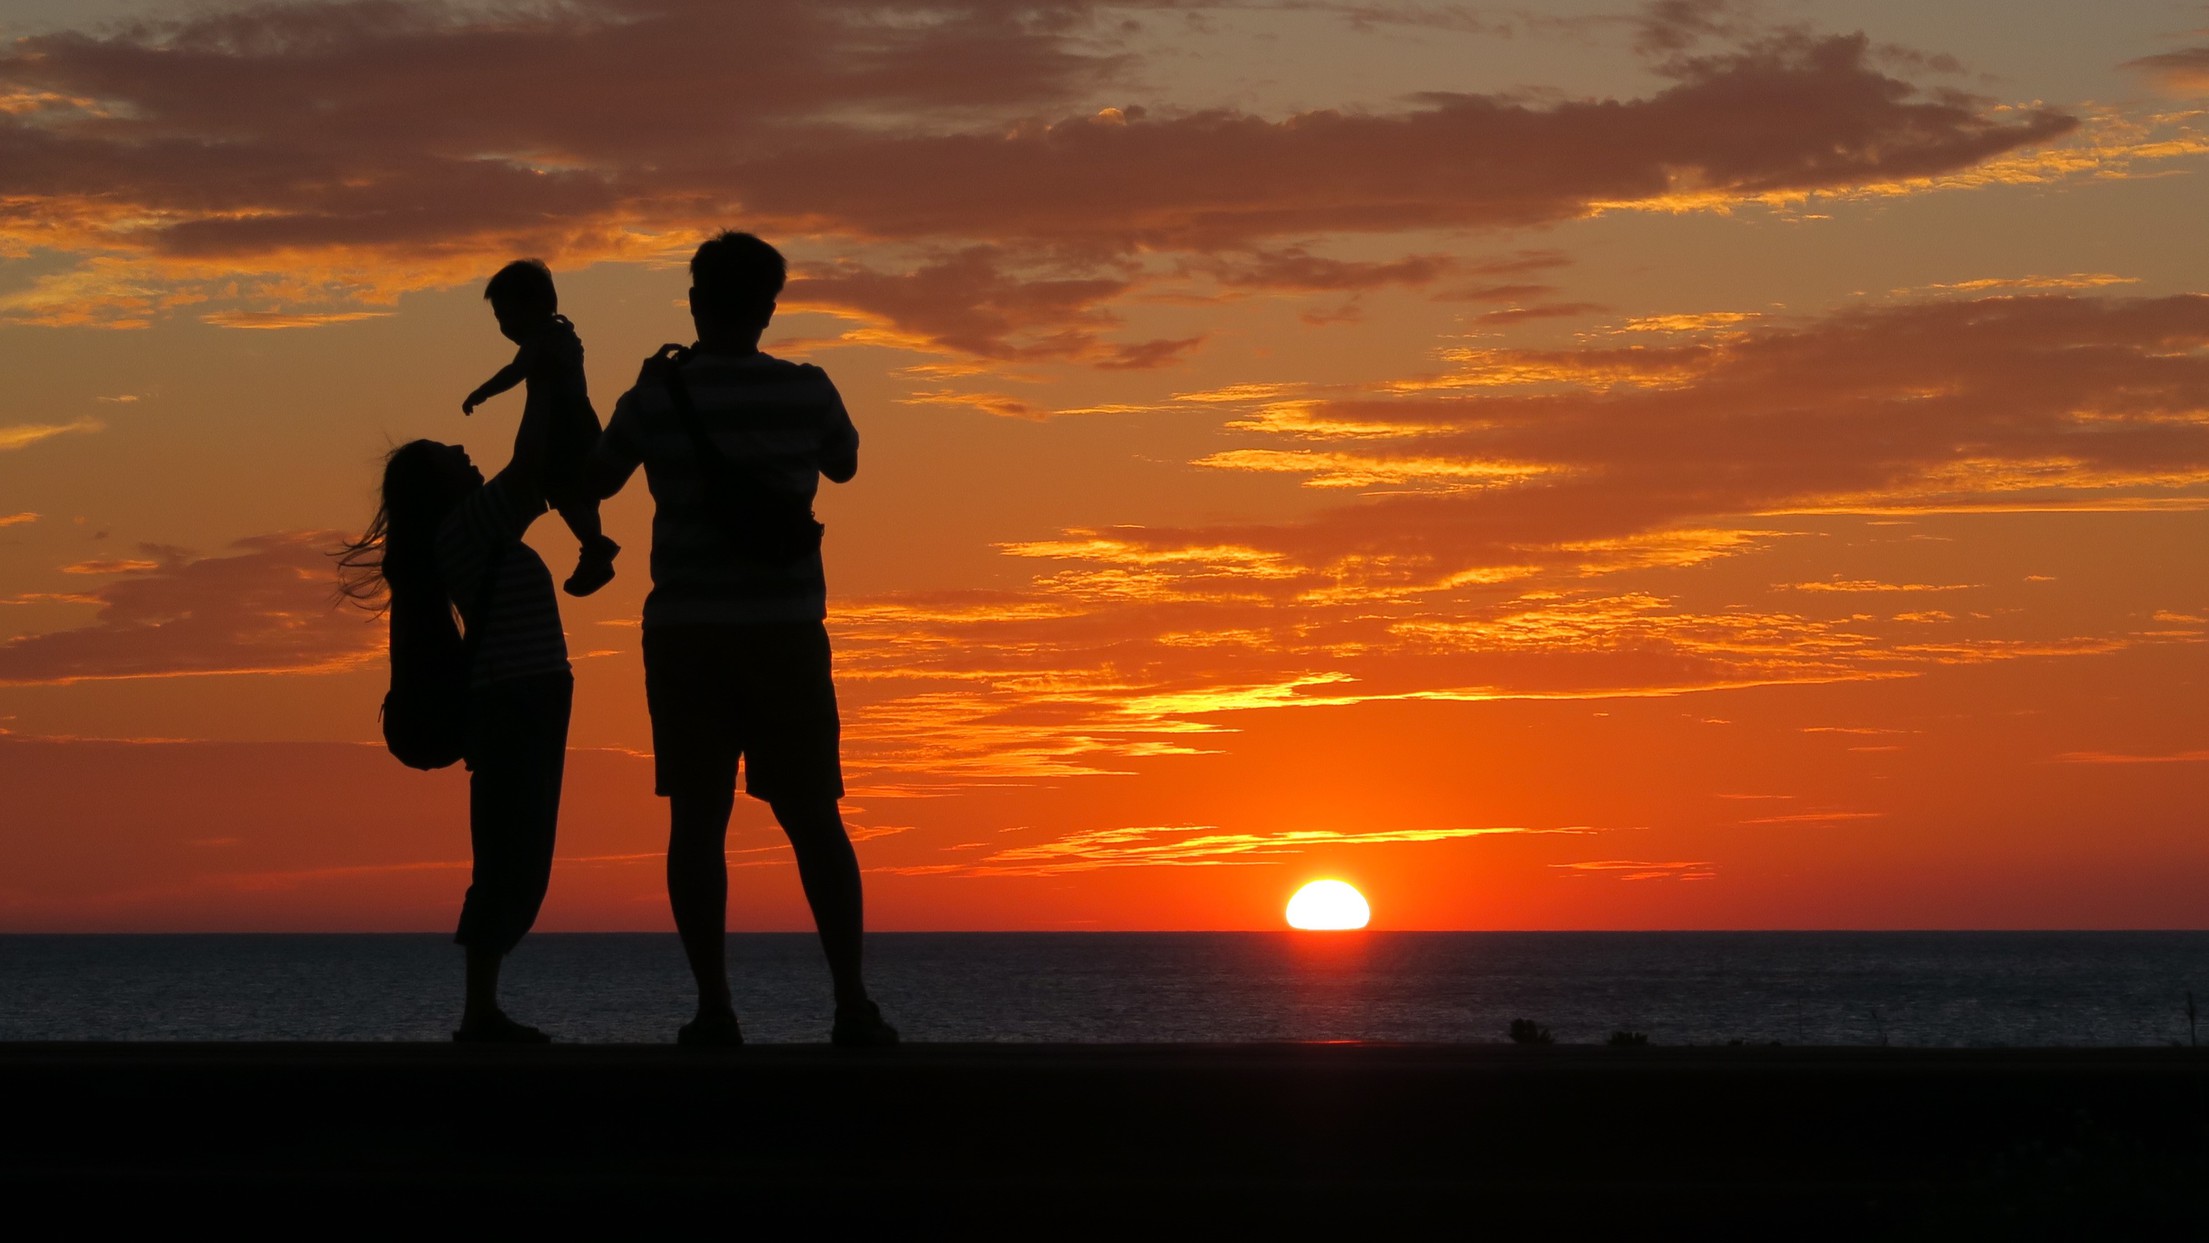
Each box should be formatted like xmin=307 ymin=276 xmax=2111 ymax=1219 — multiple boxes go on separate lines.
xmin=2 ymin=931 xmax=2203 ymax=1046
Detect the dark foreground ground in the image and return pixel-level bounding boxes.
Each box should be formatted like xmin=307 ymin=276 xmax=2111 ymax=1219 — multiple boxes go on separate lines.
xmin=4 ymin=1043 xmax=2204 ymax=1234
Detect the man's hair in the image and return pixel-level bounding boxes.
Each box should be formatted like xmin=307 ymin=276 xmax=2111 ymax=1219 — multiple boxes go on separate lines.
xmin=484 ymin=258 xmax=557 ymax=310
xmin=690 ymin=231 xmax=785 ymax=322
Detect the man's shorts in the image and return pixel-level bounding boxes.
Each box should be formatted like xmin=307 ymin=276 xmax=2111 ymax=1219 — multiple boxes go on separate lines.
xmin=642 ymin=621 xmax=844 ymax=804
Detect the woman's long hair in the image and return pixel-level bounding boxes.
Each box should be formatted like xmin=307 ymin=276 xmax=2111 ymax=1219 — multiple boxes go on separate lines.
xmin=335 ymin=440 xmax=460 ymax=615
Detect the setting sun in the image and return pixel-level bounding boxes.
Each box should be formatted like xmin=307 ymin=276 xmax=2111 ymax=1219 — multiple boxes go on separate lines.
xmin=1286 ymin=881 xmax=1371 ymax=931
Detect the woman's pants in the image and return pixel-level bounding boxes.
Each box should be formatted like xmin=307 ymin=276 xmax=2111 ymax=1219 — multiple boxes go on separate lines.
xmin=454 ymin=671 xmax=573 ymax=955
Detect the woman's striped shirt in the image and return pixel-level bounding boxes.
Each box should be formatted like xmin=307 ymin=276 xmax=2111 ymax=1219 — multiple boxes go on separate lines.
xmin=434 ymin=474 xmax=569 ymax=687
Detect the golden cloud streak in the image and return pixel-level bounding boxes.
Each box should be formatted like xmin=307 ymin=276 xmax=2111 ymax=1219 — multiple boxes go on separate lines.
xmin=1193 ymin=448 xmax=1552 ymax=491
xmin=1558 ymin=528 xmax=1785 ymax=574
xmin=1904 ymin=273 xmax=2140 ymax=295
xmin=897 ymin=390 xmax=1040 ymax=419
xmin=998 ymin=533 xmax=1300 ymax=578
xmin=1408 ymin=347 xmax=1708 ymax=392
xmin=1779 ymin=580 xmax=1978 ymax=593
xmin=1224 ymin=401 xmax=1418 ymax=440
xmin=0 ymin=418 xmax=103 ymax=452
xmin=888 ymin=822 xmax=1562 ymax=876
xmin=1173 ymin=383 xmax=1309 ymax=404
xmin=1616 ymin=311 xmax=1763 ymax=333
xmin=1116 ymin=674 xmax=1362 ymax=719
xmin=60 ymin=558 xmax=157 ymax=575
xmin=1549 ymin=860 xmax=1716 ymax=881
xmin=200 ymin=310 xmax=394 ymax=330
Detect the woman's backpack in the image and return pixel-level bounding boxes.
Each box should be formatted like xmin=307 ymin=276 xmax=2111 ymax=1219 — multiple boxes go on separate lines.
xmin=379 ymin=550 xmax=503 ymax=771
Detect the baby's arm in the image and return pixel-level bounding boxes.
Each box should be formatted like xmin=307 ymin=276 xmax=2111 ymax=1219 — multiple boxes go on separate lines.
xmin=461 ymin=350 xmax=530 ymax=415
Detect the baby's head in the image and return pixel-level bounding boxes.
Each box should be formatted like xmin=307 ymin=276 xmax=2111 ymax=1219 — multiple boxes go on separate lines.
xmin=484 ymin=258 xmax=558 ymax=343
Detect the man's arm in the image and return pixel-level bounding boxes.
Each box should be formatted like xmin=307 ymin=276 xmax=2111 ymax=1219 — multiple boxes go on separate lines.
xmin=819 ymin=379 xmax=859 ymax=484
xmin=584 ymin=368 xmax=652 ymax=500
xmin=821 ymin=432 xmax=857 ymax=484
xmin=585 ymin=440 xmax=640 ymax=500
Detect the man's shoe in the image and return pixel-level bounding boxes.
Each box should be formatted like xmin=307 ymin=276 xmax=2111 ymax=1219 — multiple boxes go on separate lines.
xmin=831 ymin=1000 xmax=899 ymax=1048
xmin=453 ymin=1013 xmax=551 ymax=1044
xmin=677 ymin=1012 xmax=745 ymax=1047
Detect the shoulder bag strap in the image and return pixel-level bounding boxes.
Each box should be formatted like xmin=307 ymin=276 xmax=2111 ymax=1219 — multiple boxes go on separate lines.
xmin=655 ymin=344 xmax=786 ymax=497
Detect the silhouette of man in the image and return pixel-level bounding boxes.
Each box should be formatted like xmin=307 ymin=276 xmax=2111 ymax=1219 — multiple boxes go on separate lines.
xmin=591 ymin=231 xmax=895 ymax=1047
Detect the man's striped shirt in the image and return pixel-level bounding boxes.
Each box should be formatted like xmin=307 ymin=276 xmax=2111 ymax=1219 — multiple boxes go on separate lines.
xmin=601 ymin=351 xmax=859 ymax=628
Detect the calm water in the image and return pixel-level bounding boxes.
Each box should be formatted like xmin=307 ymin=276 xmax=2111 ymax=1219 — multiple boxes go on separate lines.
xmin=2 ymin=932 xmax=2204 ymax=1046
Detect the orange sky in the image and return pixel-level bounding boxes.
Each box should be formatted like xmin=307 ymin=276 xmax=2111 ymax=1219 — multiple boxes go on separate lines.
xmin=2 ymin=0 xmax=2205 ymax=930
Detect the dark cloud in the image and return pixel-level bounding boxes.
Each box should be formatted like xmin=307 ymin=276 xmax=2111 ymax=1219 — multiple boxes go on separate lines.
xmin=1186 ymin=293 xmax=2209 ymax=571
xmin=2122 ymin=46 xmax=2209 ymax=96
xmin=0 ymin=1 xmax=2076 ymax=333
xmin=1633 ymin=0 xmax=1756 ymax=56
xmin=789 ymin=246 xmax=1202 ymax=368
xmin=1196 ymin=248 xmax=1458 ymax=293
xmin=1473 ymin=301 xmax=1607 ymax=324
xmin=1438 ymin=283 xmax=1560 ymax=303
xmin=0 ymin=532 xmax=380 ymax=685
xmin=798 ymin=294 xmax=2209 ymax=775
xmin=732 ymin=34 xmax=2072 ymax=246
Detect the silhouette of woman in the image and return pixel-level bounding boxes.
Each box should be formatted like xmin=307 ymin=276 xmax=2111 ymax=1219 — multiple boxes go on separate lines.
xmin=340 ymin=405 xmax=573 ymax=1042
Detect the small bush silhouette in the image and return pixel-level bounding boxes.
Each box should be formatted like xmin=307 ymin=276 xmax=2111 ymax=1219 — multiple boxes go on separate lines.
xmin=1507 ymin=1018 xmax=1553 ymax=1045
xmin=1607 ymin=1029 xmax=1648 ymax=1047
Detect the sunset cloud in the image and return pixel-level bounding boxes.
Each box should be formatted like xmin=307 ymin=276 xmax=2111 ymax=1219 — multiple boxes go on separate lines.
xmin=2122 ymin=47 xmax=2209 ymax=96
xmin=1779 ymin=580 xmax=1978 ymax=593
xmin=796 ymin=290 xmax=2209 ymax=786
xmin=1191 ymin=294 xmax=2209 ymax=572
xmin=882 ymin=823 xmax=1555 ymax=876
xmin=738 ymin=33 xmax=2073 ymax=247
xmin=0 ymin=419 xmax=102 ymax=452
xmin=0 ymin=1 xmax=2081 ymax=329
xmin=60 ymin=558 xmax=161 ymax=575
xmin=200 ymin=310 xmax=394 ymax=330
xmin=1190 ymin=248 xmax=1461 ymax=294
xmin=1550 ymin=859 xmax=1716 ymax=881
xmin=0 ymin=532 xmax=381 ymax=685
xmin=788 ymin=247 xmax=1200 ymax=368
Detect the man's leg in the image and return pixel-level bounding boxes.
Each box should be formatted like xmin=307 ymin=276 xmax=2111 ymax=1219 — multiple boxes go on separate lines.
xmin=769 ymin=797 xmax=866 ymax=1008
xmin=668 ymin=785 xmax=737 ymax=1019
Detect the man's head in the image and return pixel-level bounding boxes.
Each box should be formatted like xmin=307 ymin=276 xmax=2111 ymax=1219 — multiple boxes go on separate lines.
xmin=485 ymin=259 xmax=557 ymax=342
xmin=689 ymin=231 xmax=785 ymax=340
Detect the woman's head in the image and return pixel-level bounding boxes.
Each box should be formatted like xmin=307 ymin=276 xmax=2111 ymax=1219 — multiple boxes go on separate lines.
xmin=335 ymin=439 xmax=482 ymax=609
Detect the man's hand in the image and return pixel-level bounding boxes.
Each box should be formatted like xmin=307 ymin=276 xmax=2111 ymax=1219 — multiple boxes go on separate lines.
xmin=635 ymin=343 xmax=690 ymax=387
xmin=461 ymin=389 xmax=488 ymax=416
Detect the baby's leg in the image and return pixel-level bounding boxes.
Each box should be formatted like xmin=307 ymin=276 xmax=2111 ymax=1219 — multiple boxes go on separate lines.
xmin=555 ymin=494 xmax=607 ymax=548
xmin=548 ymin=396 xmax=619 ymax=596
xmin=555 ymin=488 xmax=618 ymax=597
